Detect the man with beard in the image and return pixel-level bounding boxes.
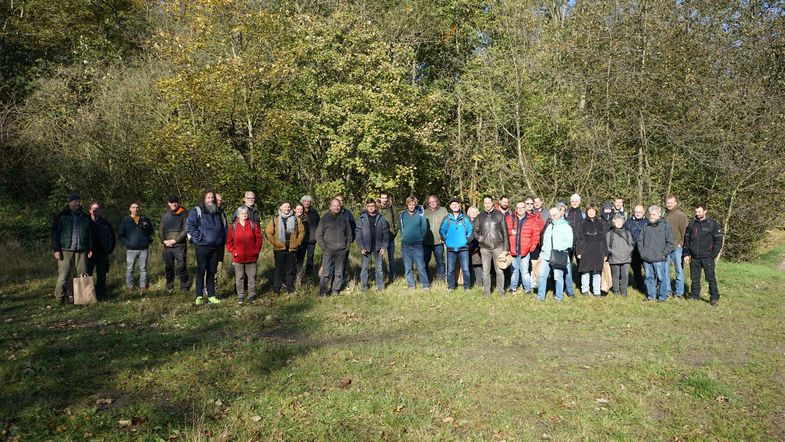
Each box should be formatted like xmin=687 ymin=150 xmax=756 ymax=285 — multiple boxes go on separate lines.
xmin=637 ymin=205 xmax=675 ymax=302
xmin=378 ymin=192 xmax=398 ymax=281
xmin=52 ymin=194 xmax=93 ymax=304
xmin=187 ymin=190 xmax=226 ymax=305
xmin=475 ymin=195 xmax=509 ymax=296
xmin=684 ymin=204 xmax=724 ymax=306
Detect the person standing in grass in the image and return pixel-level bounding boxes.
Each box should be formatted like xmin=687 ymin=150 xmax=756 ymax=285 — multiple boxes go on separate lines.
xmin=300 ymin=195 xmax=320 ymax=276
xmin=160 ymin=195 xmax=189 ymax=293
xmin=606 ymin=214 xmax=634 ymax=296
xmin=440 ymin=198 xmax=473 ymax=292
xmin=506 ymin=198 xmax=543 ymax=295
xmin=475 ymin=195 xmax=509 ymax=296
xmin=664 ymin=195 xmax=690 ymax=299
xmin=399 ymin=196 xmax=430 ymax=290
xmin=423 ymin=195 xmax=448 ymax=282
xmin=213 ymin=193 xmax=229 ymax=286
xmin=52 ymin=193 xmax=93 ymax=304
xmin=537 ymin=207 xmax=573 ymax=301
xmin=355 ymin=198 xmax=390 ymax=291
xmin=335 ymin=195 xmax=356 ymax=282
xmin=266 ymin=201 xmax=305 ymax=296
xmin=466 ymin=206 xmax=483 ymax=288
xmin=118 ymin=202 xmax=154 ymax=291
xmin=684 ymin=204 xmax=724 ymax=306
xmin=294 ymin=203 xmax=310 ymax=282
xmin=187 ymin=190 xmax=226 ymax=305
xmin=316 ymin=198 xmax=353 ymax=296
xmin=227 ymin=206 xmax=262 ymax=303
xmin=87 ymin=201 xmax=115 ymax=301
xmin=378 ymin=192 xmax=399 ymax=282
xmin=637 ymin=205 xmax=675 ymax=302
xmin=563 ymin=194 xmax=585 ymax=297
xmin=576 ymin=204 xmax=608 ymax=296
xmin=624 ymin=204 xmax=647 ymax=291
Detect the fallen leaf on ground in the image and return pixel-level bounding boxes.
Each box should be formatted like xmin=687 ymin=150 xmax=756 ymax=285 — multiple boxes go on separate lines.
xmin=338 ymin=377 xmax=352 ymax=388
xmin=442 ymin=416 xmax=455 ymax=423
xmin=251 ymin=415 xmax=262 ymax=422
xmin=596 ymin=398 xmax=609 ymax=404
xmin=118 ymin=419 xmax=132 ymax=427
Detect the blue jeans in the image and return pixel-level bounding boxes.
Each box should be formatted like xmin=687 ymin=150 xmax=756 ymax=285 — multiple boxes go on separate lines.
xmin=423 ymin=243 xmax=446 ymax=280
xmin=387 ymin=240 xmax=396 ymax=280
xmin=446 ymin=249 xmax=470 ymax=290
xmin=666 ymin=246 xmax=684 ymax=296
xmin=643 ymin=260 xmax=669 ymax=301
xmin=360 ymin=251 xmax=385 ymax=290
xmin=402 ymin=243 xmax=430 ymax=288
xmin=581 ymin=271 xmax=601 ymax=295
xmin=510 ymin=253 xmax=532 ymax=292
xmin=563 ymin=256 xmax=575 ymax=296
xmin=537 ymin=259 xmax=564 ymax=301
xmin=126 ymin=249 xmax=148 ymax=288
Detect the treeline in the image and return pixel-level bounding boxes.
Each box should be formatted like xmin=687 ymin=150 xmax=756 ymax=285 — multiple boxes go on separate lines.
xmin=1 ymin=0 xmax=784 ymax=260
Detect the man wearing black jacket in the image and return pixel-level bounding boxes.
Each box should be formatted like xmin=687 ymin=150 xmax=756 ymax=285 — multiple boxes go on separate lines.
xmin=316 ymin=198 xmax=353 ymax=296
xmin=301 ymin=195 xmax=320 ymax=276
xmin=118 ymin=202 xmax=154 ymax=290
xmin=684 ymin=204 xmax=724 ymax=306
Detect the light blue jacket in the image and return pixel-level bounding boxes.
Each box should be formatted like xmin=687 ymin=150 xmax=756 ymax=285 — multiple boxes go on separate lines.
xmin=540 ymin=218 xmax=573 ymax=261
xmin=439 ymin=211 xmax=473 ymax=252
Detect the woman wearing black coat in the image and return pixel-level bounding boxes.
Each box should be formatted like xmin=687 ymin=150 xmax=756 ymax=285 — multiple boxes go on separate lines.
xmin=576 ymin=205 xmax=608 ymax=296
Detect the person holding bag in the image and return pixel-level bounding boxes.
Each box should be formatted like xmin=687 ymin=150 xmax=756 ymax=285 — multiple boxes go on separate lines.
xmin=537 ymin=207 xmax=573 ymax=301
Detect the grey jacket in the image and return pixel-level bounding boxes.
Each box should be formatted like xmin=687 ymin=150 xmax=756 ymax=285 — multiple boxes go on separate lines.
xmin=636 ymin=220 xmax=675 ymax=263
xmin=606 ymin=227 xmax=634 ymax=265
xmin=316 ymin=211 xmax=352 ymax=251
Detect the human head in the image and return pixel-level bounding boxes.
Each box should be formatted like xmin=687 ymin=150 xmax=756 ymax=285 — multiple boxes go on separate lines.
xmin=365 ymin=198 xmax=377 ymax=215
xmin=329 ymin=198 xmax=341 ymax=214
xmin=280 ymin=201 xmax=292 ymax=215
xmin=634 ymin=204 xmax=645 ymax=219
xmin=237 ymin=206 xmax=249 ymax=221
xmin=379 ymin=192 xmax=391 ymax=207
xmin=294 ymin=203 xmax=304 ymax=217
xmin=586 ymin=204 xmax=598 ymax=219
xmin=89 ymin=201 xmax=101 ymax=218
xmin=695 ymin=204 xmax=707 ymax=220
xmin=406 ymin=196 xmax=417 ymax=212
xmin=533 ymin=197 xmax=543 ymax=210
xmin=482 ymin=195 xmax=494 ymax=212
xmin=648 ymin=205 xmax=662 ymax=222
xmin=570 ymin=193 xmax=581 ymax=208
xmin=613 ymin=214 xmax=625 ymax=229
xmin=467 ymin=206 xmax=480 ymax=221
xmin=129 ymin=202 xmax=140 ymax=216
xmin=167 ymin=195 xmax=180 ymax=211
xmin=67 ymin=193 xmax=81 ymax=211
xmin=202 ymin=190 xmax=216 ymax=206
xmin=448 ymin=198 xmax=461 ymax=213
xmin=499 ymin=195 xmax=510 ymax=211
xmin=243 ymin=191 xmax=256 ymax=207
xmin=665 ymin=195 xmax=677 ymax=211
xmin=300 ymin=195 xmax=313 ymax=209
xmin=427 ymin=195 xmax=439 ymax=210
xmin=515 ymin=201 xmax=526 ymax=217
xmin=335 ymin=195 xmax=344 ymax=207
xmin=556 ymin=201 xmax=567 ymax=216
xmin=549 ymin=207 xmax=562 ymax=221
xmin=614 ymin=197 xmax=624 ymax=210
xmin=524 ymin=197 xmax=534 ymax=213
xmin=215 ymin=193 xmax=223 ymax=208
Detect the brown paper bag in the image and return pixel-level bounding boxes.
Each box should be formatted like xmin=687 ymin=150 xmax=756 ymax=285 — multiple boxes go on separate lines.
xmin=456 ymin=265 xmax=464 ymax=286
xmin=601 ymin=261 xmax=612 ymax=292
xmin=73 ymin=273 xmax=97 ymax=305
xmin=530 ymin=259 xmax=542 ymax=288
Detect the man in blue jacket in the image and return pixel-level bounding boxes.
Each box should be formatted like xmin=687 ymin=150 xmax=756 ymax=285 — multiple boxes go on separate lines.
xmin=440 ymin=198 xmax=473 ymax=291
xmin=355 ymin=199 xmax=390 ymax=291
xmin=399 ymin=196 xmax=430 ymax=290
xmin=118 ymin=202 xmax=154 ymax=291
xmin=186 ymin=190 xmax=226 ymax=305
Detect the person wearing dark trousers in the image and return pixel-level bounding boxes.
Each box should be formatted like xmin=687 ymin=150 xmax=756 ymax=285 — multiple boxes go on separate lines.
xmin=440 ymin=198 xmax=473 ymax=291
xmin=475 ymin=195 xmax=509 ymax=296
xmin=335 ymin=195 xmax=356 ymax=283
xmin=160 ymin=195 xmax=189 ymax=292
xmin=316 ymin=198 xmax=353 ymax=296
xmin=52 ymin=193 xmax=93 ymax=304
xmin=423 ymin=195 xmax=448 ymax=283
xmin=378 ymin=192 xmax=399 ymax=282
xmin=266 ymin=201 xmax=305 ymax=295
xmin=356 ymin=199 xmax=390 ymax=291
xmin=186 ymin=190 xmax=226 ymax=305
xmin=684 ymin=204 xmax=724 ymax=306
xmin=624 ymin=204 xmax=647 ymax=291
xmin=300 ymin=195 xmax=320 ymax=276
xmin=399 ymin=196 xmax=431 ymax=290
xmin=294 ymin=203 xmax=310 ymax=282
xmin=87 ymin=201 xmax=115 ymax=300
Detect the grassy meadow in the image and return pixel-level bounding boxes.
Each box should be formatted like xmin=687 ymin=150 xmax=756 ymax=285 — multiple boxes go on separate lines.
xmin=1 ymin=229 xmax=784 ymax=441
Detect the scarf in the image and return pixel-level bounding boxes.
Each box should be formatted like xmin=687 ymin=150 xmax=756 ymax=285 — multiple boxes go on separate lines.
xmin=278 ymin=209 xmax=296 ymax=244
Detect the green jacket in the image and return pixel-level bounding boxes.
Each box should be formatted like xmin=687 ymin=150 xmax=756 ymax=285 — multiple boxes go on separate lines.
xmin=51 ymin=207 xmax=93 ymax=252
xmin=423 ymin=206 xmax=448 ymax=245
xmin=379 ymin=204 xmax=399 ymax=238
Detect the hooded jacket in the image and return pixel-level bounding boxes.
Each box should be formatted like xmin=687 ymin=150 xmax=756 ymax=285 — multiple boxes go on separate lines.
xmin=316 ymin=211 xmax=352 ymax=251
xmin=623 ymin=216 xmax=646 ymax=245
xmin=637 ymin=219 xmax=675 ymax=263
xmin=474 ymin=208 xmax=509 ymax=251
xmin=399 ymin=205 xmax=428 ymax=245
xmin=606 ymin=227 xmax=634 ymax=265
xmin=440 ymin=211 xmax=473 ymax=252
xmin=226 ymin=219 xmax=262 ymax=263
xmin=355 ymin=211 xmax=390 ymax=252
xmin=186 ymin=205 xmax=226 ymax=248
xmin=505 ymin=211 xmax=543 ymax=257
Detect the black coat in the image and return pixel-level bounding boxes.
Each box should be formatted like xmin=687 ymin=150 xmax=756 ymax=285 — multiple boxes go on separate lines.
xmin=684 ymin=217 xmax=724 ymax=259
xmin=575 ymin=217 xmax=607 ymax=272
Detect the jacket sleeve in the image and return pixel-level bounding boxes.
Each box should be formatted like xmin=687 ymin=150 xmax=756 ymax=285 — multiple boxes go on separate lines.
xmin=118 ymin=218 xmax=129 ymax=247
xmin=315 ymin=218 xmax=326 ymax=250
xmin=355 ymin=217 xmax=365 ymax=249
xmin=51 ymin=212 xmax=63 ymax=252
xmin=636 ymin=227 xmax=644 ymax=252
xmin=379 ymin=219 xmax=390 ymax=251
xmin=344 ymin=217 xmax=353 ymax=249
xmin=712 ymin=221 xmax=724 ymax=259
xmin=388 ymin=207 xmax=399 ymax=236
xmin=265 ymin=218 xmax=281 ymax=249
xmin=107 ymin=222 xmax=116 ymax=254
xmin=159 ymin=213 xmax=166 ymax=243
xmin=664 ymin=224 xmax=676 ymax=258
xmin=501 ymin=214 xmax=509 ymax=252
xmin=439 ymin=217 xmax=448 ymax=243
xmin=186 ymin=210 xmax=204 ymax=245
xmin=530 ymin=219 xmax=543 ymax=252
xmin=294 ymin=218 xmax=306 ymax=249
xmin=683 ymin=221 xmax=693 ymax=257
xmin=601 ymin=226 xmax=609 ymax=258
xmin=226 ymin=224 xmax=235 ymax=253
xmin=564 ymin=225 xmax=574 ymax=251
xmin=465 ymin=218 xmax=473 ymax=241
xmin=575 ymin=221 xmax=584 ymax=255
xmin=255 ymin=222 xmax=263 ymax=252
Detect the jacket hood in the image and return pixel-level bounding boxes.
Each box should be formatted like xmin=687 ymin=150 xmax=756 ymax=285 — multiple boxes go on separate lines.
xmin=448 ymin=211 xmax=465 ymax=220
xmin=602 ymin=201 xmax=613 ymax=211
xmin=403 ymin=205 xmax=424 ymax=216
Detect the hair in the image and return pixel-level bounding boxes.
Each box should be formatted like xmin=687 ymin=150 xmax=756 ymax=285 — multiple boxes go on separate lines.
xmin=570 ymin=193 xmax=581 ymax=202
xmin=300 ymin=195 xmax=313 ymax=203
xmin=89 ymin=200 xmax=102 ymax=210
xmin=533 ymin=196 xmax=542 ymax=201
xmin=129 ymin=201 xmax=140 ymax=207
xmin=280 ymin=200 xmax=292 ymax=207
xmin=294 ymin=203 xmax=305 ymax=213
xmin=524 ymin=196 xmax=534 ymax=203
xmin=585 ymin=204 xmax=599 ymax=215
xmin=666 ymin=195 xmax=678 ymax=202
xmin=427 ymin=194 xmax=439 ymax=203
xmin=634 ymin=204 xmax=645 ymax=211
xmin=482 ymin=194 xmax=493 ymax=202
xmin=330 ymin=197 xmax=341 ymax=205
xmin=406 ymin=196 xmax=418 ymax=205
xmin=467 ymin=206 xmax=480 ymax=218
xmin=237 ymin=206 xmax=249 ymax=217
xmin=613 ymin=214 xmax=625 ymax=222
xmin=365 ymin=198 xmax=377 ymax=205
xmin=380 ymin=191 xmax=390 ymax=199
xmin=202 ymin=189 xmax=216 ymax=203
xmin=648 ymin=205 xmax=662 ymax=216
xmin=695 ymin=203 xmax=707 ymax=211
xmin=615 ymin=197 xmax=624 ymax=201
xmin=244 ymin=191 xmax=255 ymax=198
xmin=499 ymin=195 xmax=509 ymax=201
xmin=549 ymin=207 xmax=560 ymax=217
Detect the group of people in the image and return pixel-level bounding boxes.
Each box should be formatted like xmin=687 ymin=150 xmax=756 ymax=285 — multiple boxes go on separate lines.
xmin=51 ymin=190 xmax=724 ymax=306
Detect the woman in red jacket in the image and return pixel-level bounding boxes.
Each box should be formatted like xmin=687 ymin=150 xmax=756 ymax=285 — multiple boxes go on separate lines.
xmin=505 ymin=198 xmax=544 ymax=294
xmin=226 ymin=207 xmax=262 ymax=303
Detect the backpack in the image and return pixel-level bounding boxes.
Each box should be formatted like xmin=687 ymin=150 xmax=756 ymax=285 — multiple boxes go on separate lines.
xmin=187 ymin=206 xmax=202 ymax=243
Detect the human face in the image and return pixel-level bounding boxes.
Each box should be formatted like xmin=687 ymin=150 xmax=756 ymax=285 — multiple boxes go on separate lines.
xmin=428 ymin=196 xmax=439 ymax=210
xmin=129 ymin=203 xmax=140 ymax=216
xmin=695 ymin=207 xmax=706 ymax=220
xmin=204 ymin=192 xmax=215 ymax=205
xmin=559 ymin=206 xmax=566 ymax=216
xmin=614 ymin=198 xmax=624 ymax=210
xmin=168 ymin=201 xmax=179 ymax=211
xmin=634 ymin=205 xmax=645 ymax=219
xmin=215 ymin=193 xmax=223 ymax=208
xmin=330 ymin=199 xmax=341 ymax=214
xmin=366 ymin=201 xmax=377 ymax=215
xmin=613 ymin=217 xmax=624 ymax=229
xmin=89 ymin=204 xmax=100 ymax=218
xmin=551 ymin=210 xmax=561 ymax=221
xmin=449 ymin=201 xmax=460 ymax=213
xmin=570 ymin=198 xmax=580 ymax=208
xmin=533 ymin=197 xmax=542 ymax=209
xmin=648 ymin=209 xmax=661 ymax=223
xmin=335 ymin=196 xmax=344 ymax=206
xmin=665 ymin=197 xmax=677 ymax=211
xmin=524 ymin=199 xmax=534 ymax=213
xmin=294 ymin=205 xmax=304 ymax=217
xmin=68 ymin=199 xmax=81 ymax=211
xmin=586 ymin=207 xmax=596 ymax=218
xmin=244 ymin=192 xmax=255 ymax=207
xmin=280 ymin=202 xmax=291 ymax=215
xmin=238 ymin=210 xmax=248 ymax=221
xmin=302 ymin=199 xmax=311 ymax=209
xmin=483 ymin=197 xmax=494 ymax=212
xmin=499 ymin=197 xmax=509 ymax=211
xmin=515 ymin=202 xmax=526 ymax=217
xmin=407 ymin=201 xmax=416 ymax=212
xmin=379 ymin=194 xmax=390 ymax=207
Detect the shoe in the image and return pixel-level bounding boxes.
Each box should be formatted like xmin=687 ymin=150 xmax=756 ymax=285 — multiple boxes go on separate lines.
xmin=447 ymin=288 xmax=455 ymax=292
xmin=195 ymin=296 xmax=205 ymax=305
xmin=238 ymin=296 xmax=244 ymax=305
xmin=207 ymin=296 xmax=221 ymax=304
xmin=247 ymin=295 xmax=257 ymax=303
xmin=710 ymin=300 xmax=719 ymax=306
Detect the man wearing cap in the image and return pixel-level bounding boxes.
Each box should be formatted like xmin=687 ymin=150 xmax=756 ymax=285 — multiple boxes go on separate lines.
xmin=440 ymin=198 xmax=473 ymax=291
xmin=51 ymin=193 xmax=93 ymax=303
xmin=160 ymin=195 xmax=189 ymax=292
xmin=119 ymin=201 xmax=154 ymax=290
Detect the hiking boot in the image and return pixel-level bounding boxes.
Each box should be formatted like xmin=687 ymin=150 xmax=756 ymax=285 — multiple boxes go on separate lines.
xmin=207 ymin=296 xmax=221 ymax=304
xmin=710 ymin=299 xmax=719 ymax=307
xmin=195 ymin=296 xmax=205 ymax=305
